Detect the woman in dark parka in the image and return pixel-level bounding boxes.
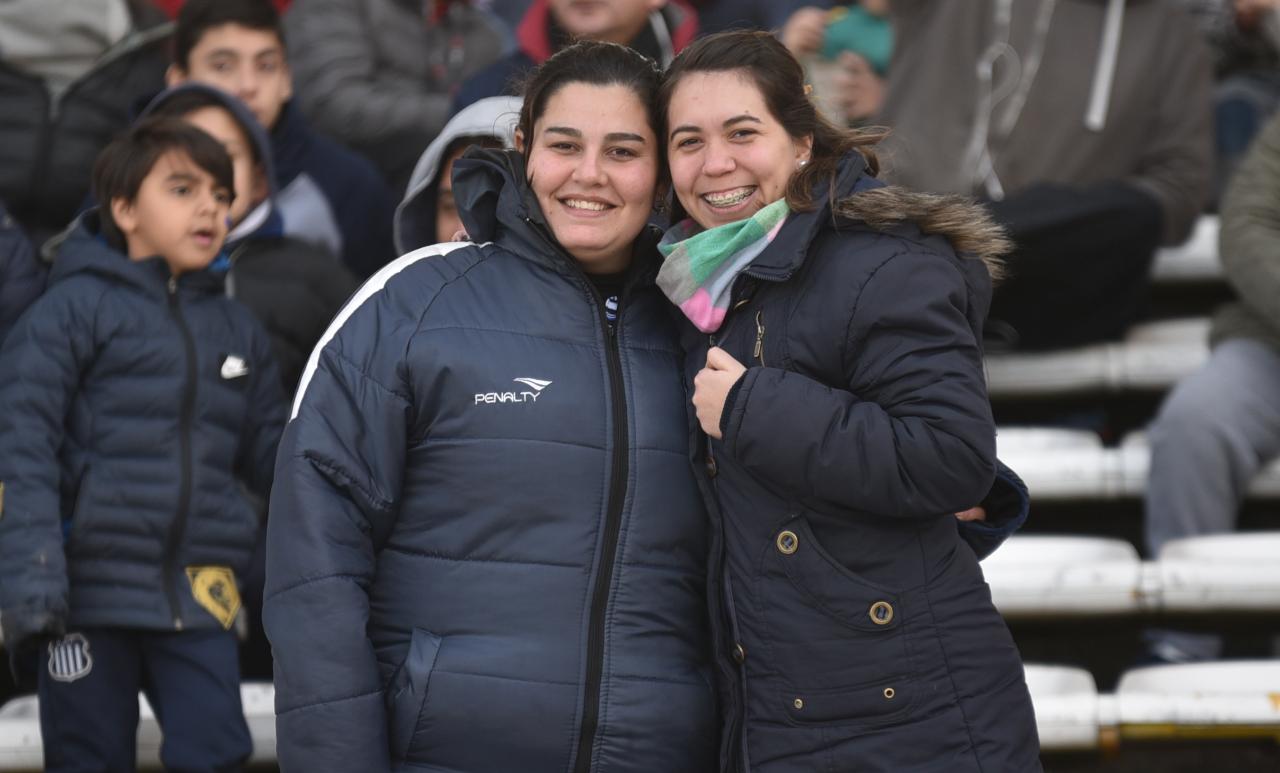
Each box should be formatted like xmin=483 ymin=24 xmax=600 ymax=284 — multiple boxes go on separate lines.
xmin=656 ymin=31 xmax=1041 ymax=772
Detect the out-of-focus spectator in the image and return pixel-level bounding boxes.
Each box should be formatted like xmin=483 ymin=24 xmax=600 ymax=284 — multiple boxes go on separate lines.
xmin=0 ymin=116 xmax=283 ymax=771
xmin=1180 ymin=0 xmax=1280 ymax=204
xmin=153 ymin=0 xmax=292 ymax=16
xmin=140 ymin=83 xmax=359 ymax=393
xmin=0 ymin=202 xmax=43 ymax=345
xmin=395 ymin=95 xmax=520 ymax=253
xmin=0 ymin=0 xmax=170 ymax=245
xmin=284 ymin=0 xmax=510 ymax=191
xmin=781 ymin=2 xmax=890 ymax=125
xmin=877 ymin=0 xmax=1213 ymax=350
xmin=167 ymin=0 xmax=397 ymax=277
xmin=452 ymin=0 xmax=698 ymax=113
xmin=688 ymin=0 xmax=830 ymax=35
xmin=1144 ymin=110 xmax=1280 ymax=664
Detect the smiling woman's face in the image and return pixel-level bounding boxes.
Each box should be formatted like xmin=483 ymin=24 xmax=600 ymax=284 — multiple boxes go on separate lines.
xmin=526 ymin=82 xmax=659 ymax=274
xmin=666 ymin=70 xmax=811 ymax=230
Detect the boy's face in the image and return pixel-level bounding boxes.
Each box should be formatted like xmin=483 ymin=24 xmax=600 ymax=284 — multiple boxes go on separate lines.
xmin=168 ymin=23 xmax=292 ymax=131
xmin=182 ymin=106 xmax=265 ymax=226
xmin=111 ymin=151 xmax=231 ymax=276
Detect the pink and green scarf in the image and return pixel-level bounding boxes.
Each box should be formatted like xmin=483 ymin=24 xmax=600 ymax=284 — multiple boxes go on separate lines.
xmin=656 ymin=199 xmax=789 ymax=333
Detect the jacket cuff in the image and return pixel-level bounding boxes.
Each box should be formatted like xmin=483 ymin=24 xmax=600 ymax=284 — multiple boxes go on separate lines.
xmin=719 ymin=368 xmax=757 ymax=451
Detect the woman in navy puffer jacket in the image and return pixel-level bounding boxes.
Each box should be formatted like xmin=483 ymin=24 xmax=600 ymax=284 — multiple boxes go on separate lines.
xmin=657 ymin=32 xmax=1041 ymax=772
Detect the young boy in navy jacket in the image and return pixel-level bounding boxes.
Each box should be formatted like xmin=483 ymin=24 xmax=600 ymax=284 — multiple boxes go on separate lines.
xmin=0 ymin=117 xmax=285 ymax=772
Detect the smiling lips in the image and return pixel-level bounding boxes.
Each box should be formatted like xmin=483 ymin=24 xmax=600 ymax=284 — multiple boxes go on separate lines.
xmin=702 ymin=186 xmax=756 ymax=208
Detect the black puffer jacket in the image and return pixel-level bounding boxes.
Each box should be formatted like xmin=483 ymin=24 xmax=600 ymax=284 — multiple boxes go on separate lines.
xmin=0 ymin=215 xmax=285 ymax=649
xmin=0 ymin=202 xmax=43 ymax=344
xmin=0 ymin=22 xmax=170 ymax=244
xmin=684 ymin=154 xmax=1041 ymax=772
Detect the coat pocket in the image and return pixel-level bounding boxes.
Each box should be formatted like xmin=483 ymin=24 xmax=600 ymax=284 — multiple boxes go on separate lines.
xmin=385 ymin=628 xmax=443 ymax=761
xmin=755 ymin=515 xmax=918 ymax=727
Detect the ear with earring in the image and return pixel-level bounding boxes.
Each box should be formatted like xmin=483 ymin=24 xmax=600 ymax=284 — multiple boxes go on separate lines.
xmin=797 ymin=158 xmax=809 ymax=169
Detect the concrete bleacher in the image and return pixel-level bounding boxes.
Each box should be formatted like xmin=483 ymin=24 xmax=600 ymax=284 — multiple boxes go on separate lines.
xmin=0 ymin=683 xmax=276 ymax=771
xmin=995 ymin=427 xmax=1280 ymax=502
xmin=981 ymin=533 xmax=1280 ymax=618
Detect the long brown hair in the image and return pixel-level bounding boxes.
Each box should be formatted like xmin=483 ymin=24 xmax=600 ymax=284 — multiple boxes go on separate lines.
xmin=657 ymin=30 xmax=886 ymax=220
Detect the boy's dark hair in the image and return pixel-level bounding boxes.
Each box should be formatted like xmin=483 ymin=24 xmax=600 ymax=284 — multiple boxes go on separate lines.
xmin=93 ymin=117 xmax=236 ymax=251
xmin=146 ymin=89 xmax=264 ymax=167
xmin=173 ymin=0 xmax=286 ymax=70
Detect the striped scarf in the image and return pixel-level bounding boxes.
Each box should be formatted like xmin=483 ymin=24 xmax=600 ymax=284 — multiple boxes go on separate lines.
xmin=656 ymin=199 xmax=789 ymax=333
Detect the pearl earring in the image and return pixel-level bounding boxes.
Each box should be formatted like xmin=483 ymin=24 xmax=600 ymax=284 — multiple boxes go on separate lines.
xmin=797 ymin=159 xmax=809 ymax=169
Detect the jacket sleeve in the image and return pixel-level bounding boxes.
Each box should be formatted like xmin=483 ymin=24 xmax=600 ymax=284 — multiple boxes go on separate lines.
xmin=719 ymin=249 xmax=996 ymax=518
xmin=958 ymin=458 xmax=1030 ymax=561
xmin=1219 ymin=110 xmax=1280 ymax=334
xmin=1127 ymin=10 xmax=1213 ymax=246
xmin=0 ymin=208 xmax=44 ymax=346
xmin=235 ymin=323 xmax=286 ymax=502
xmin=284 ymin=0 xmax=451 ymax=149
xmin=0 ymin=286 xmax=98 ymax=650
xmin=263 ymin=292 xmax=415 ymax=773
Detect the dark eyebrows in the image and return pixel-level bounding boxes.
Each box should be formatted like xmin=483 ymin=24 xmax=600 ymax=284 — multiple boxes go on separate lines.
xmin=165 ymin=172 xmax=200 ymax=183
xmin=604 ymin=132 xmax=646 ymax=143
xmin=669 ymin=114 xmax=762 ymax=141
xmin=543 ymin=126 xmax=582 ymax=138
xmin=723 ymin=114 xmax=764 ymax=129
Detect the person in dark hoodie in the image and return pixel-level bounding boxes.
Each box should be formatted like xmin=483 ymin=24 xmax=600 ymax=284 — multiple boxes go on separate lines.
xmin=140 ymin=83 xmax=360 ymax=393
xmin=657 ymin=31 xmax=1040 ymax=771
xmin=451 ymin=0 xmax=699 ymax=113
xmin=0 ymin=0 xmax=171 ymax=245
xmin=0 ymin=117 xmax=284 ymax=773
xmin=165 ymin=0 xmax=398 ymax=278
xmin=0 ymin=202 xmax=43 ymax=345
xmin=265 ymin=40 xmax=1030 ymax=773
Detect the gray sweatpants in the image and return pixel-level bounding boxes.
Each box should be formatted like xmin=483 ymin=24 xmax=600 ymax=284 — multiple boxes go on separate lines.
xmin=1145 ymin=338 xmax=1280 ymax=660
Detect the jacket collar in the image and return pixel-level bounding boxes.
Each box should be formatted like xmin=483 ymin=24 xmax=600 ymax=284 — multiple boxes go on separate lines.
xmin=48 ymin=210 xmax=227 ymax=298
xmin=744 ymin=152 xmax=873 ymax=282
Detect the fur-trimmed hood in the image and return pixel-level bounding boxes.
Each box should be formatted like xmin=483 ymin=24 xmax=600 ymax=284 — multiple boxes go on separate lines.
xmin=833 ymin=185 xmax=1011 ymax=281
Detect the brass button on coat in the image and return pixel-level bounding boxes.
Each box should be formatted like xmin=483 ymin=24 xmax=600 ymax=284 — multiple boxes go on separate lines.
xmin=792 ymin=698 xmax=804 ymax=710
xmin=869 ymin=600 xmax=894 ymax=625
xmin=705 ymin=453 xmax=718 ymax=478
xmin=775 ymin=530 xmax=798 ymax=555
xmin=883 ymin=687 xmax=896 ymax=700
xmin=732 ymin=643 xmax=745 ymax=663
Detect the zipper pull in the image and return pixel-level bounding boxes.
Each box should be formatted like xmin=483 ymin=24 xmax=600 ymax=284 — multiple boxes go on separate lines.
xmin=167 ymin=276 xmax=178 ymax=294
xmin=753 ymin=311 xmax=765 ymax=365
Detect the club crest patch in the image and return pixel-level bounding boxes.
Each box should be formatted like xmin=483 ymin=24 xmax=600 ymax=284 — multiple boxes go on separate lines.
xmin=48 ymin=633 xmax=93 ymax=682
xmin=185 ymin=565 xmax=241 ymax=630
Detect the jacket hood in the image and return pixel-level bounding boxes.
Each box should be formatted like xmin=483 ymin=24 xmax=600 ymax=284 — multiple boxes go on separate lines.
xmin=395 ymin=95 xmax=521 ymax=253
xmin=137 ymin=82 xmax=284 ymax=245
xmin=754 ymin=153 xmax=1010 ymax=281
xmin=450 ymin=146 xmax=567 ymax=273
xmin=46 ymin=209 xmax=225 ymax=296
xmin=516 ymin=0 xmax=698 ymax=66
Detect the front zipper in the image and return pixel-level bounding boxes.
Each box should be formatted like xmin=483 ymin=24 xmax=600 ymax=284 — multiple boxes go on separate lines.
xmin=753 ymin=310 xmax=766 ymax=366
xmin=521 ymin=217 xmax=631 ymax=773
xmin=165 ymin=276 xmax=197 ymax=631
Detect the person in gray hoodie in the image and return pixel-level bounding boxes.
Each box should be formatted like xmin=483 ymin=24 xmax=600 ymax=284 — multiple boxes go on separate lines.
xmin=877 ymin=0 xmax=1213 ymax=350
xmin=1144 ymin=108 xmax=1280 ymax=664
xmin=394 ymin=95 xmax=521 ymax=254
